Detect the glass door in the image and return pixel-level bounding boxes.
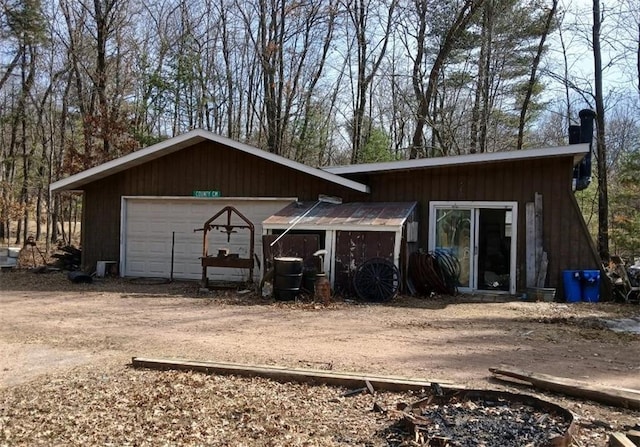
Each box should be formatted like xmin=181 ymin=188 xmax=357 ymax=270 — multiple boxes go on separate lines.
xmin=434 ymin=208 xmax=472 ymax=288
xmin=430 ymin=202 xmax=517 ymax=294
xmin=477 ymin=209 xmax=512 ymax=291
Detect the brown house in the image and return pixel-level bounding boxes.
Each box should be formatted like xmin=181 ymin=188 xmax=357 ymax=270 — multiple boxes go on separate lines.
xmin=50 ymin=129 xmax=600 ymax=297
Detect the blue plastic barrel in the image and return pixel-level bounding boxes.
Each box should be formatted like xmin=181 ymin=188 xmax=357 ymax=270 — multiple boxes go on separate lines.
xmin=563 ymin=270 xmax=582 ymax=302
xmin=581 ymin=270 xmax=600 ymax=302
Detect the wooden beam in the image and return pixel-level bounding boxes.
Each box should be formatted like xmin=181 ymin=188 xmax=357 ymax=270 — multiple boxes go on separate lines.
xmin=536 ymin=251 xmax=549 ymax=289
xmin=526 ymin=202 xmax=536 ymax=288
xmin=490 ymin=366 xmax=640 ymax=410
xmin=609 ymin=433 xmax=638 ymax=447
xmin=534 ymin=192 xmax=544 ymax=281
xmin=627 ymin=430 xmax=640 ymax=445
xmin=131 ymin=357 xmax=458 ymax=392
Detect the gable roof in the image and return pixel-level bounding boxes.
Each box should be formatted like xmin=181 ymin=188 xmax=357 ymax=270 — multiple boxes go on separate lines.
xmin=323 ymin=143 xmax=590 ymax=175
xmin=49 ymin=129 xmax=370 ymax=193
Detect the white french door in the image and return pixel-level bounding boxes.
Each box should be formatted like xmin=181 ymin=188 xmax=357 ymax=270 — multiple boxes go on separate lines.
xmin=429 ymin=202 xmax=517 ymax=294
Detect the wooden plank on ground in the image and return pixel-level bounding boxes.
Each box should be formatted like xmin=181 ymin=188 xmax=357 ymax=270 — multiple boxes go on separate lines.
xmin=490 ymin=366 xmax=640 ymax=410
xmin=132 ymin=357 xmax=458 ymax=392
xmin=627 ymin=430 xmax=640 ymax=444
xmin=609 ymin=433 xmax=638 ymax=447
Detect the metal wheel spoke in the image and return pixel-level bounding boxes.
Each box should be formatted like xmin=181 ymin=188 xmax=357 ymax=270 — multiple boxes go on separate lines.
xmin=352 ymin=258 xmax=400 ymax=302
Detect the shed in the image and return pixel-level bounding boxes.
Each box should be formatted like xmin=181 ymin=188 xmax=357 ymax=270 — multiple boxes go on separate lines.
xmin=262 ymin=201 xmax=418 ymax=295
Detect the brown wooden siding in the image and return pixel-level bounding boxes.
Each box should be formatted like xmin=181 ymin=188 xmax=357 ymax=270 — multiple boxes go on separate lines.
xmin=81 ymin=141 xmax=367 ymax=271
xmin=79 ymin=140 xmax=599 ymax=295
xmin=345 ymin=156 xmax=600 ymax=291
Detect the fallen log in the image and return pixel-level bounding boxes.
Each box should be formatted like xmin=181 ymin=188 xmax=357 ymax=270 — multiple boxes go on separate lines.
xmin=490 ymin=366 xmax=640 ymax=410
xmin=131 ymin=357 xmax=458 ymax=392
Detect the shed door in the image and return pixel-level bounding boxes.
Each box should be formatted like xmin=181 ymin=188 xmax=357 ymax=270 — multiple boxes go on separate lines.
xmin=334 ymin=231 xmax=395 ymax=297
xmin=122 ymin=198 xmax=293 ymax=281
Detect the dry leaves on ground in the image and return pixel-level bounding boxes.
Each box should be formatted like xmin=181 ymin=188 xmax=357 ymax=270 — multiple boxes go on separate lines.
xmin=0 ymin=366 xmax=408 ymax=447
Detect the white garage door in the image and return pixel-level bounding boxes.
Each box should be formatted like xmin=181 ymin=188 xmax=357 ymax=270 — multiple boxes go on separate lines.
xmin=121 ymin=197 xmax=294 ymax=281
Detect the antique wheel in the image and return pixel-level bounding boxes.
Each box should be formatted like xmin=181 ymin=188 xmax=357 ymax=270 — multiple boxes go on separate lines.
xmin=353 ymin=258 xmax=400 ymax=302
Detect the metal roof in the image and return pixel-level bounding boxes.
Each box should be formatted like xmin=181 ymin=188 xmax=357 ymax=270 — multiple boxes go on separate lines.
xmin=49 ymin=129 xmax=370 ymax=194
xmin=262 ymin=201 xmax=417 ymax=231
xmin=323 ymin=143 xmax=590 ymax=175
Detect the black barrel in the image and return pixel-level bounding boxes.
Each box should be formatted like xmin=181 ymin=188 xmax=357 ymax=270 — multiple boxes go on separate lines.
xmin=273 ymin=257 xmax=304 ymax=301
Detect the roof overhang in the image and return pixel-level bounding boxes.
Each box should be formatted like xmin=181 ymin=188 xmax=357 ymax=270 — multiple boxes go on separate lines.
xmin=323 ymin=143 xmax=591 ymax=175
xmin=262 ymin=201 xmax=417 ymax=232
xmin=50 ymin=129 xmax=370 ymax=194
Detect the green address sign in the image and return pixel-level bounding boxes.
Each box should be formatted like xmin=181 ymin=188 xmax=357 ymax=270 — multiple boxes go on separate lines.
xmin=193 ymin=190 xmax=221 ymax=198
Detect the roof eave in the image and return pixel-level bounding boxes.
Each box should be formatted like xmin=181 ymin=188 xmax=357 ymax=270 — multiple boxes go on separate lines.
xmin=49 ymin=129 xmax=370 ymax=194
xmin=50 ymin=130 xmax=208 ymax=193
xmin=324 ymin=144 xmax=591 ymax=175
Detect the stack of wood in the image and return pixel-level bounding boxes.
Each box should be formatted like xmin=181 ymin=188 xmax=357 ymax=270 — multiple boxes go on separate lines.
xmin=51 ymin=245 xmax=82 ymax=271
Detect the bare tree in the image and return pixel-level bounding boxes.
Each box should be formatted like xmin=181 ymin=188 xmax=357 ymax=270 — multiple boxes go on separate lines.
xmin=592 ymin=0 xmax=609 ymax=261
xmin=517 ymin=0 xmax=559 ymax=150
xmin=411 ymin=0 xmax=483 ymax=158
xmin=342 ymin=0 xmax=396 ymax=163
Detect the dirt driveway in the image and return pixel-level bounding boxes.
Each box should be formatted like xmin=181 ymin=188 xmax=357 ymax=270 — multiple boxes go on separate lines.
xmin=1 ymin=270 xmax=639 ymax=444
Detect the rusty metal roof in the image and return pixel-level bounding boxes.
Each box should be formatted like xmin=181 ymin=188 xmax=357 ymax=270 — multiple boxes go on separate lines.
xmin=262 ymin=201 xmax=417 ymax=230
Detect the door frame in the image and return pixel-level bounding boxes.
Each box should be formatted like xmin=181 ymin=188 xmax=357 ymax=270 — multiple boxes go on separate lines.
xmin=428 ymin=201 xmax=518 ymax=294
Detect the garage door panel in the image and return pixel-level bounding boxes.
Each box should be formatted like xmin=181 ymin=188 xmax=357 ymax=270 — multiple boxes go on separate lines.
xmin=123 ymin=198 xmax=293 ymax=281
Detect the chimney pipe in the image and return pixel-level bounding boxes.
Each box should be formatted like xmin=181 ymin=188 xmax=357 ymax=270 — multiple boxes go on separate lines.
xmin=571 ymin=109 xmax=596 ymax=191
xmin=579 ymin=109 xmax=596 ymax=144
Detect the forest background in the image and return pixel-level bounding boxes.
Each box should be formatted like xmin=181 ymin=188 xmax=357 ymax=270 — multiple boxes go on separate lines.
xmin=1 ymin=0 xmax=639 ymax=262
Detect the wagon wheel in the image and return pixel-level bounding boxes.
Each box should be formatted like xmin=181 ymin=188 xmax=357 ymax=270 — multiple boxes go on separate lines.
xmin=353 ymin=258 xmax=400 ymax=302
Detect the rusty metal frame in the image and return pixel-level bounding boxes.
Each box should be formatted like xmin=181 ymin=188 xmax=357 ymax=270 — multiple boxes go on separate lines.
xmin=196 ymin=206 xmax=255 ymax=288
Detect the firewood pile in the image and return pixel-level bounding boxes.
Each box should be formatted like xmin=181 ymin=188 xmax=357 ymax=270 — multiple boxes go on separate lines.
xmin=50 ymin=245 xmax=82 ymax=271
xmin=384 ymin=390 xmax=573 ymax=447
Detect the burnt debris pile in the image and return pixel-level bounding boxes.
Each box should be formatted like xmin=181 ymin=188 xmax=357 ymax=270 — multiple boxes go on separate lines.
xmin=385 ymin=394 xmax=571 ymax=446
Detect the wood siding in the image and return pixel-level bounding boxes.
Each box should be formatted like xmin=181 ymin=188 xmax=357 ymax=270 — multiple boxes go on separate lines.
xmin=344 ymin=156 xmax=600 ymax=291
xmin=81 ymin=141 xmax=367 ymax=271
xmin=79 ymin=139 xmax=599 ymax=295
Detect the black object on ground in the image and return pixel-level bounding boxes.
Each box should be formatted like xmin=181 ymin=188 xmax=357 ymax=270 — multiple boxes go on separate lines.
xmin=67 ymin=271 xmax=92 ymax=284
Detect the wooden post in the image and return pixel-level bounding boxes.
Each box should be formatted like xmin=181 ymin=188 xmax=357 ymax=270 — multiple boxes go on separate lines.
xmin=526 ymin=202 xmax=536 ymax=288
xmin=526 ymin=193 xmax=546 ymax=289
xmin=534 ymin=193 xmax=546 ymax=287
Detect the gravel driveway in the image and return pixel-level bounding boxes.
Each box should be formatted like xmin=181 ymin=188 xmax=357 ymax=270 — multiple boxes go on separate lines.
xmin=1 ymin=270 xmax=639 ymax=445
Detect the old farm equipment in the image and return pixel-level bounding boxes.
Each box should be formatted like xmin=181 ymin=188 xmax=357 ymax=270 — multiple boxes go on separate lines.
xmin=195 ymin=206 xmax=255 ymax=288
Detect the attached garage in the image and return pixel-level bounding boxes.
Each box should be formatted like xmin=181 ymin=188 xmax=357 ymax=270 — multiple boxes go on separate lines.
xmin=121 ymin=197 xmax=295 ymax=281
xmin=49 ymin=129 xmax=369 ymax=280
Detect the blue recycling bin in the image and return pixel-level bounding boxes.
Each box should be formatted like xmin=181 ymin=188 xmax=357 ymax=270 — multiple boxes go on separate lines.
xmin=563 ymin=270 xmax=582 ymax=302
xmin=581 ymin=270 xmax=600 ymax=302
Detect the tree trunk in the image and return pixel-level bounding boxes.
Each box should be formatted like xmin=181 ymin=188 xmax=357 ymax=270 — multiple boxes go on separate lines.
xmin=411 ymin=0 xmax=483 ymax=159
xmin=593 ymin=0 xmax=609 ymax=261
xmin=517 ymin=0 xmax=558 ymax=150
